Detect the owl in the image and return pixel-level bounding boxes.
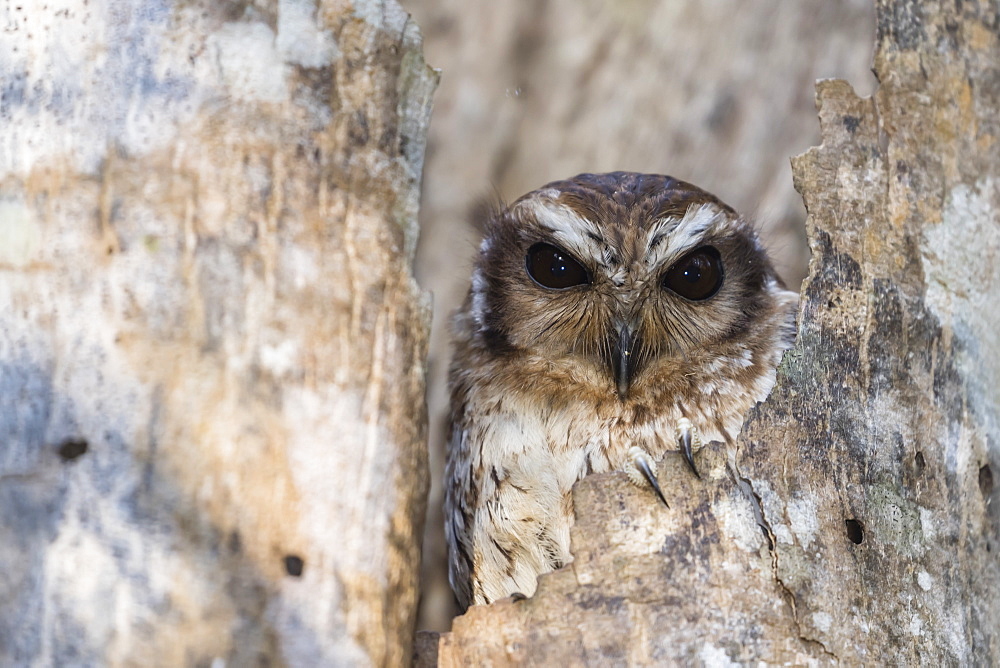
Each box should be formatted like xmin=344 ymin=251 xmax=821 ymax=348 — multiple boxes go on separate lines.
xmin=444 ymin=172 xmax=798 ymax=609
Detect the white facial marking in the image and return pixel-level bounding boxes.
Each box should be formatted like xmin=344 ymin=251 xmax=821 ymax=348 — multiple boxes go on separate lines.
xmin=645 ymin=203 xmax=733 ymax=270
xmin=517 ymin=198 xmax=609 ymax=267
xmin=470 ymin=267 xmax=489 ymax=332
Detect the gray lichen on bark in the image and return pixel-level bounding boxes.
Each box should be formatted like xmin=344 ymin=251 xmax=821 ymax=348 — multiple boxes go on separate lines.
xmin=422 ymin=0 xmax=1000 ymax=664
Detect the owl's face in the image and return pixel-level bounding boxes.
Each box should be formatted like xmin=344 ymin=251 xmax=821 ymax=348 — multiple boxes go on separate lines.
xmin=467 ymin=172 xmax=790 ymax=404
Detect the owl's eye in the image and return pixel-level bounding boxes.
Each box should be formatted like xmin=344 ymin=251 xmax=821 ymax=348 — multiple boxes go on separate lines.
xmin=525 ymin=243 xmax=591 ymax=290
xmin=663 ymin=246 xmax=724 ymax=301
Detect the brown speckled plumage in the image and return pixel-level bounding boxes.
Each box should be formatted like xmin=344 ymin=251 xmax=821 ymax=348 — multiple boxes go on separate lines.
xmin=445 ymin=172 xmax=797 ymax=608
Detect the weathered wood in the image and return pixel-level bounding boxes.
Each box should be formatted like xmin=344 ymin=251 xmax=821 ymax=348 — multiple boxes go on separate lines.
xmin=0 ymin=2 xmax=436 ymax=666
xmin=423 ymin=0 xmax=1000 ymax=663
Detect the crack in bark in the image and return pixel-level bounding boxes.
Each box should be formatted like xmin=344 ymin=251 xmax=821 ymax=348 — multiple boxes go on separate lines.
xmin=733 ymin=462 xmax=841 ymax=663
xmin=0 ymin=471 xmax=44 ymax=483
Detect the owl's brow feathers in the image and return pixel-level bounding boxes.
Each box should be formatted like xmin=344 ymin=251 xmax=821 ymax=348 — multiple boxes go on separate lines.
xmin=515 ymin=196 xmax=737 ymax=277
xmin=505 ymin=172 xmax=741 ymax=274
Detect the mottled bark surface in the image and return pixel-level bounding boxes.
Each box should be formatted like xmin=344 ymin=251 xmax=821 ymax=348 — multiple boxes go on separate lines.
xmin=0 ymin=2 xmax=435 ymax=666
xmin=405 ymin=0 xmax=877 ymax=631
xmin=418 ymin=0 xmax=1000 ymax=663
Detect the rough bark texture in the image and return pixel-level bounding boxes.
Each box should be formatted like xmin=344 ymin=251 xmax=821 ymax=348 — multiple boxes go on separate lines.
xmin=418 ymin=0 xmax=1000 ymax=663
xmin=0 ymin=2 xmax=435 ymax=666
xmin=405 ymin=0 xmax=877 ymax=631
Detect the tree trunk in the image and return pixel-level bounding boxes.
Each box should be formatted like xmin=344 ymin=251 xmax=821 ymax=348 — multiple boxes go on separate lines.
xmin=0 ymin=2 xmax=436 ymax=666
xmin=419 ymin=0 xmax=1000 ymax=663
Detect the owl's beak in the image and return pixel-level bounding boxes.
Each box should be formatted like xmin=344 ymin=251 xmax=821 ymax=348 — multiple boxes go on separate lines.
xmin=612 ymin=323 xmax=640 ymax=400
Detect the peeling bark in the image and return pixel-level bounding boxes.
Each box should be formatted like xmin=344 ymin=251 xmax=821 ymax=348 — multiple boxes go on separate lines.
xmin=419 ymin=0 xmax=1000 ymax=663
xmin=0 ymin=2 xmax=436 ymax=666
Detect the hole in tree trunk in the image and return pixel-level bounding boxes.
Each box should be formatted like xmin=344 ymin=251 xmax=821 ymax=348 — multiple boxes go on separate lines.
xmin=57 ymin=438 xmax=89 ymax=461
xmin=845 ymin=519 xmax=864 ymax=544
xmin=980 ymin=464 xmax=994 ymax=498
xmin=284 ymin=554 xmax=305 ymax=577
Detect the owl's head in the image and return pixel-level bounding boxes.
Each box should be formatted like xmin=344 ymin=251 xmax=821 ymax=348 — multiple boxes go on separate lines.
xmin=465 ymin=172 xmax=796 ymax=402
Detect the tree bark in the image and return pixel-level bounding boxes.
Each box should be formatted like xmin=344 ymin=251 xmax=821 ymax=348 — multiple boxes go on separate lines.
xmin=0 ymin=2 xmax=436 ymax=666
xmin=419 ymin=0 xmax=1000 ymax=663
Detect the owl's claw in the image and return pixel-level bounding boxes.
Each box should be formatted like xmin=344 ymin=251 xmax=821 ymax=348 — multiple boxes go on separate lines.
xmin=626 ymin=446 xmax=669 ymax=507
xmin=676 ymin=417 xmax=702 ymax=479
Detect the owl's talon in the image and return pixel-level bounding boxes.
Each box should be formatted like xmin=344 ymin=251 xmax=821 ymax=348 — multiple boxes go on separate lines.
xmin=676 ymin=417 xmax=702 ymax=479
xmin=510 ymin=591 xmax=528 ymax=602
xmin=626 ymin=446 xmax=669 ymax=507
